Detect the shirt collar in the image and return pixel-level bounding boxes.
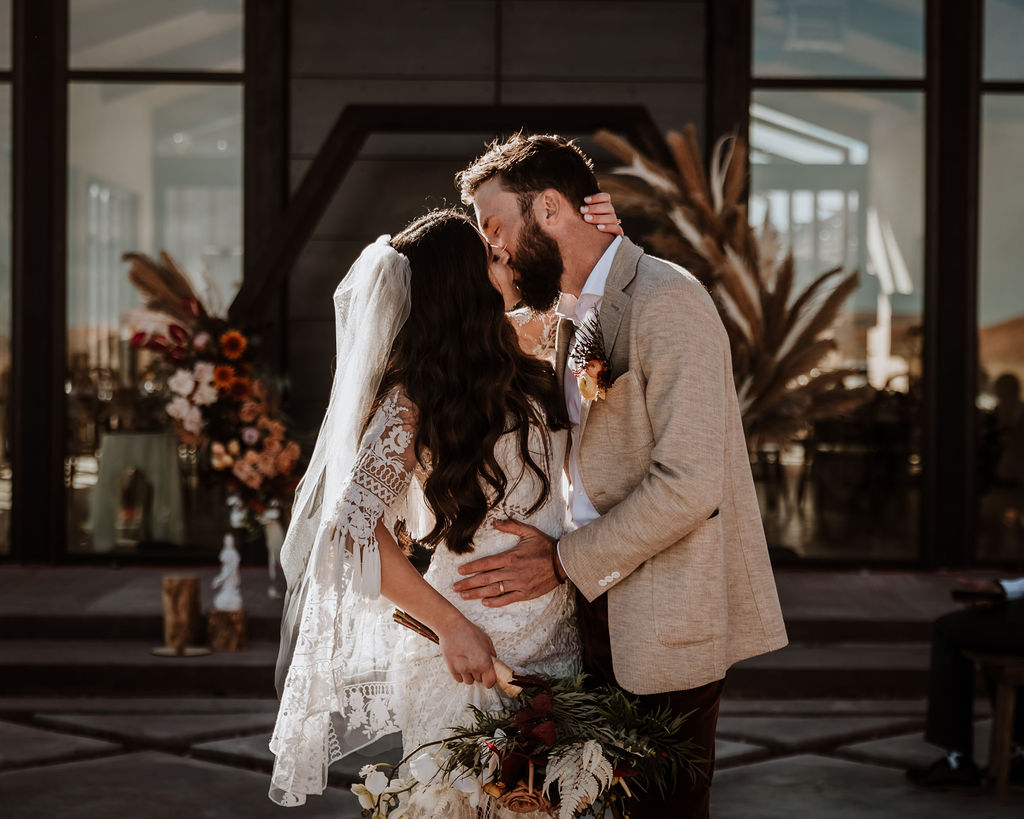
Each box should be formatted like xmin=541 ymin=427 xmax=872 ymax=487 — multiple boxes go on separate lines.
xmin=554 ymin=236 xmax=622 ymax=325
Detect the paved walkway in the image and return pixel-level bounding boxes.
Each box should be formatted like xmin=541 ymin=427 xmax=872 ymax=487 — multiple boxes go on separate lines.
xmin=2 ymin=565 xmax=1022 ymax=815
xmin=0 ymin=695 xmax=1018 ymax=817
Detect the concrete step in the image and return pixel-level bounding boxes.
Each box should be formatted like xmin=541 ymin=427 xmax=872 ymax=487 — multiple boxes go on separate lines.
xmin=0 ymin=640 xmax=279 ymax=698
xmin=0 ymin=611 xmax=933 ymax=644
xmin=727 ymin=642 xmax=932 ymax=699
xmin=0 ymin=639 xmax=935 ymax=699
xmin=0 ymin=613 xmax=284 ymax=642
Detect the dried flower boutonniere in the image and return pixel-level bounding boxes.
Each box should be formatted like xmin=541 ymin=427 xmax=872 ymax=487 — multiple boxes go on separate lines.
xmin=569 ymin=312 xmax=612 ymax=401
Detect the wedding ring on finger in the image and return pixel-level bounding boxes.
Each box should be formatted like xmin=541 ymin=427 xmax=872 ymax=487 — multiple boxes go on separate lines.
xmin=498 ymin=580 xmax=506 ymax=594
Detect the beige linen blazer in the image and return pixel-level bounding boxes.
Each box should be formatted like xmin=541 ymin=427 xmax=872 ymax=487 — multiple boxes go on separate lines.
xmin=557 ymin=237 xmax=788 ymax=695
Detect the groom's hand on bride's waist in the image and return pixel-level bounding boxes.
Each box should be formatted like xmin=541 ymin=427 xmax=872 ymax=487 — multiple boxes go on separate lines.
xmin=452 ymin=520 xmax=563 ymax=607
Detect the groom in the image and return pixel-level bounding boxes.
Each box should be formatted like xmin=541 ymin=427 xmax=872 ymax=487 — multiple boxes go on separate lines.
xmin=452 ymin=133 xmax=788 ymax=817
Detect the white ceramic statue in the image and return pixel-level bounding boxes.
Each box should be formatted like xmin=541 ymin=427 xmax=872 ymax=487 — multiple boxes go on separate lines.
xmin=211 ymin=533 xmax=243 ymax=611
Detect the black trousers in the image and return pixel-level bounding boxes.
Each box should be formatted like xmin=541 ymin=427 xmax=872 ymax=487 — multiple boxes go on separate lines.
xmin=578 ymin=590 xmax=724 ymax=819
xmin=924 ymin=598 xmax=1024 ymax=756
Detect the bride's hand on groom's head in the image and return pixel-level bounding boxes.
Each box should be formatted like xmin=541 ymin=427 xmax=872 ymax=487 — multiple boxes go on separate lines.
xmin=452 ymin=520 xmax=561 ymax=607
xmin=580 ymin=192 xmax=624 ymax=237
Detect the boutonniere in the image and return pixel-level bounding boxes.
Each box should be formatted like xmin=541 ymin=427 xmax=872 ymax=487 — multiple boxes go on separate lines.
xmin=569 ymin=312 xmax=612 ymax=402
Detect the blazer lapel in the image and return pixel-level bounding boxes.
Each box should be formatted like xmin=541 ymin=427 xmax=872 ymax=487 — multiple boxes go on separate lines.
xmin=578 ymin=238 xmax=642 ymax=441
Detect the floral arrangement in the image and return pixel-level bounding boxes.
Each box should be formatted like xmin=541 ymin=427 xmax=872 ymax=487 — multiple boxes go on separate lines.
xmin=353 ymin=612 xmax=704 ymax=819
xmin=124 ymin=251 xmax=302 ymax=519
xmin=568 ymin=313 xmax=612 ymax=402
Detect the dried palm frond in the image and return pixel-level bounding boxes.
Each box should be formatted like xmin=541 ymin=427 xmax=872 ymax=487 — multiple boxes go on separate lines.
xmin=124 ymin=251 xmax=208 ymax=329
xmin=595 ymin=124 xmax=873 ymax=446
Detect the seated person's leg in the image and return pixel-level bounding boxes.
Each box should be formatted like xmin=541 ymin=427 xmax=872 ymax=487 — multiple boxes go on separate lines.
xmin=909 ymin=600 xmax=1024 ymax=788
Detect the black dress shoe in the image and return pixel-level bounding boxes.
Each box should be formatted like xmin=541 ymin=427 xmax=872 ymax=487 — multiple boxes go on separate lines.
xmin=906 ymin=756 xmax=982 ymax=788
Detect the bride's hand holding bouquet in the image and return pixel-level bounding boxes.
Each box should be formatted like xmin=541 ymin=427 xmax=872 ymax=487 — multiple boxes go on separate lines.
xmin=436 ymin=609 xmax=498 ymax=689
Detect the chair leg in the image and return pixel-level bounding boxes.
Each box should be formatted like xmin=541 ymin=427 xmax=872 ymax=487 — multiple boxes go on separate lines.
xmin=991 ymin=682 xmax=1015 ymax=804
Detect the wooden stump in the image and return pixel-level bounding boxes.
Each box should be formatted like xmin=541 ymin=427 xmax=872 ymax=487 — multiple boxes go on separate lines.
xmin=208 ymin=608 xmax=247 ymax=652
xmin=160 ymin=575 xmax=203 ymax=655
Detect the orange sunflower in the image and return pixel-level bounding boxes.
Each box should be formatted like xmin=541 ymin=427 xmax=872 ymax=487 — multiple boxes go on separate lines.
xmin=213 ymin=364 xmax=235 ymax=389
xmin=219 ymin=330 xmax=248 ymax=360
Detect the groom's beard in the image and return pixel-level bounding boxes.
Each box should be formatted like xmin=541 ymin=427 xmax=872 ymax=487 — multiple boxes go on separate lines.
xmin=508 ymin=214 xmax=564 ymax=312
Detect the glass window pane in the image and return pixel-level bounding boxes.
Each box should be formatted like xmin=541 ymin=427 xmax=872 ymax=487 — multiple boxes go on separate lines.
xmin=750 ymin=90 xmax=925 ymax=560
xmin=70 ymin=0 xmax=243 ymax=71
xmin=0 ymin=85 xmax=9 ymax=554
xmin=985 ymin=0 xmax=1024 ymax=80
xmin=754 ymin=0 xmax=925 ymax=78
xmin=0 ymin=0 xmax=10 ymax=70
xmin=977 ymin=95 xmax=1024 ymax=560
xmin=66 ymin=83 xmax=242 ymax=555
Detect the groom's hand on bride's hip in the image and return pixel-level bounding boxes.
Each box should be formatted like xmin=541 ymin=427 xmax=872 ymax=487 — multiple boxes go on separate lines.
xmin=452 ymin=520 xmax=561 ymax=607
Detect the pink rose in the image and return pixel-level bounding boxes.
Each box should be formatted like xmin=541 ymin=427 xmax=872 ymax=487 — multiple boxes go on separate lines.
xmin=166 ymin=396 xmax=190 ymax=421
xmin=256 ymin=451 xmax=279 ymax=478
xmin=182 ymin=405 xmax=203 ymax=434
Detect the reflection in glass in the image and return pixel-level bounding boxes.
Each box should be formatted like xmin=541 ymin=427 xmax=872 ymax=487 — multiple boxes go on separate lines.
xmin=985 ymin=0 xmax=1024 ymax=80
xmin=749 ymin=90 xmax=925 ymax=561
xmin=977 ymin=95 xmax=1024 ymax=561
xmin=754 ymin=0 xmax=924 ymax=78
xmin=0 ymin=85 xmax=9 ymax=553
xmin=69 ymin=0 xmax=243 ymax=71
xmin=66 ymin=83 xmax=242 ymax=555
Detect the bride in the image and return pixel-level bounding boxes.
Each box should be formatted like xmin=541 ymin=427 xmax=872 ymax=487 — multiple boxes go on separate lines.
xmin=269 ymin=200 xmax=619 ymax=816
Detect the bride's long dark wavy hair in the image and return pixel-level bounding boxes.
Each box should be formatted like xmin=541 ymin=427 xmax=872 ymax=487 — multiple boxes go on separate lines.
xmin=374 ymin=208 xmax=568 ymax=554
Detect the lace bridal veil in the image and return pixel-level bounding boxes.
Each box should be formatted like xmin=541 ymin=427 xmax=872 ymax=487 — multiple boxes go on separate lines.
xmin=269 ymin=236 xmax=415 ymax=806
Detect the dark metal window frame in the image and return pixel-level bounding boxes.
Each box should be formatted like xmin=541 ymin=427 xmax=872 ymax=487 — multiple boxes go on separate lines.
xmin=709 ymin=0 xmax=1018 ymax=569
xmin=8 ymin=0 xmax=288 ymax=564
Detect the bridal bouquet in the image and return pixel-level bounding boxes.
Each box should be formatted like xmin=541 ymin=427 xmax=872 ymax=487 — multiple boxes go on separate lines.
xmin=355 ymin=612 xmax=704 ymax=819
xmin=124 ymin=251 xmax=302 ymax=520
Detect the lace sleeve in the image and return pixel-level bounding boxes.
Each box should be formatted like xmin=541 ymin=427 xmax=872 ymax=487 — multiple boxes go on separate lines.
xmin=508 ymin=307 xmax=559 ymax=362
xmin=269 ymin=389 xmax=417 ymax=807
xmin=328 ymin=389 xmax=418 ymax=599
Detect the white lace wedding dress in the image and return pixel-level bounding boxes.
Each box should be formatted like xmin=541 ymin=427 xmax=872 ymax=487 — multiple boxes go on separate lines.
xmin=269 ymin=385 xmax=580 ymax=818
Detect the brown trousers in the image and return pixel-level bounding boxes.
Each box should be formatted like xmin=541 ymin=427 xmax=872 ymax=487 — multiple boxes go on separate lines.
xmin=578 ymin=590 xmax=725 ymax=819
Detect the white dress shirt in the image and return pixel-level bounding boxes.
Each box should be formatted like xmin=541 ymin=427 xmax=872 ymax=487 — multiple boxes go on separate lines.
xmin=555 ymin=235 xmax=622 ymax=533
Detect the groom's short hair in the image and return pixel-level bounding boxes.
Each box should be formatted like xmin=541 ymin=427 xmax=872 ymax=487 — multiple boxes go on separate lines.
xmin=457 ymin=133 xmax=600 ymax=214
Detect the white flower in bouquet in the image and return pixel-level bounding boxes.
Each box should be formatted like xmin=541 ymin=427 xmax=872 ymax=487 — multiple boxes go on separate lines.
xmin=193 ymin=361 xmax=215 ymax=384
xmin=408 ymin=751 xmax=441 ymax=785
xmin=451 ymin=770 xmax=483 ymax=809
xmin=352 ymin=768 xmax=412 ymax=818
xmin=193 ymin=382 xmax=219 ymax=406
xmin=182 ymin=404 xmax=203 ymax=434
xmin=168 ymin=368 xmax=195 ymax=396
xmin=352 ymin=769 xmax=391 ymax=811
xmin=166 ymin=395 xmax=191 ymax=420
